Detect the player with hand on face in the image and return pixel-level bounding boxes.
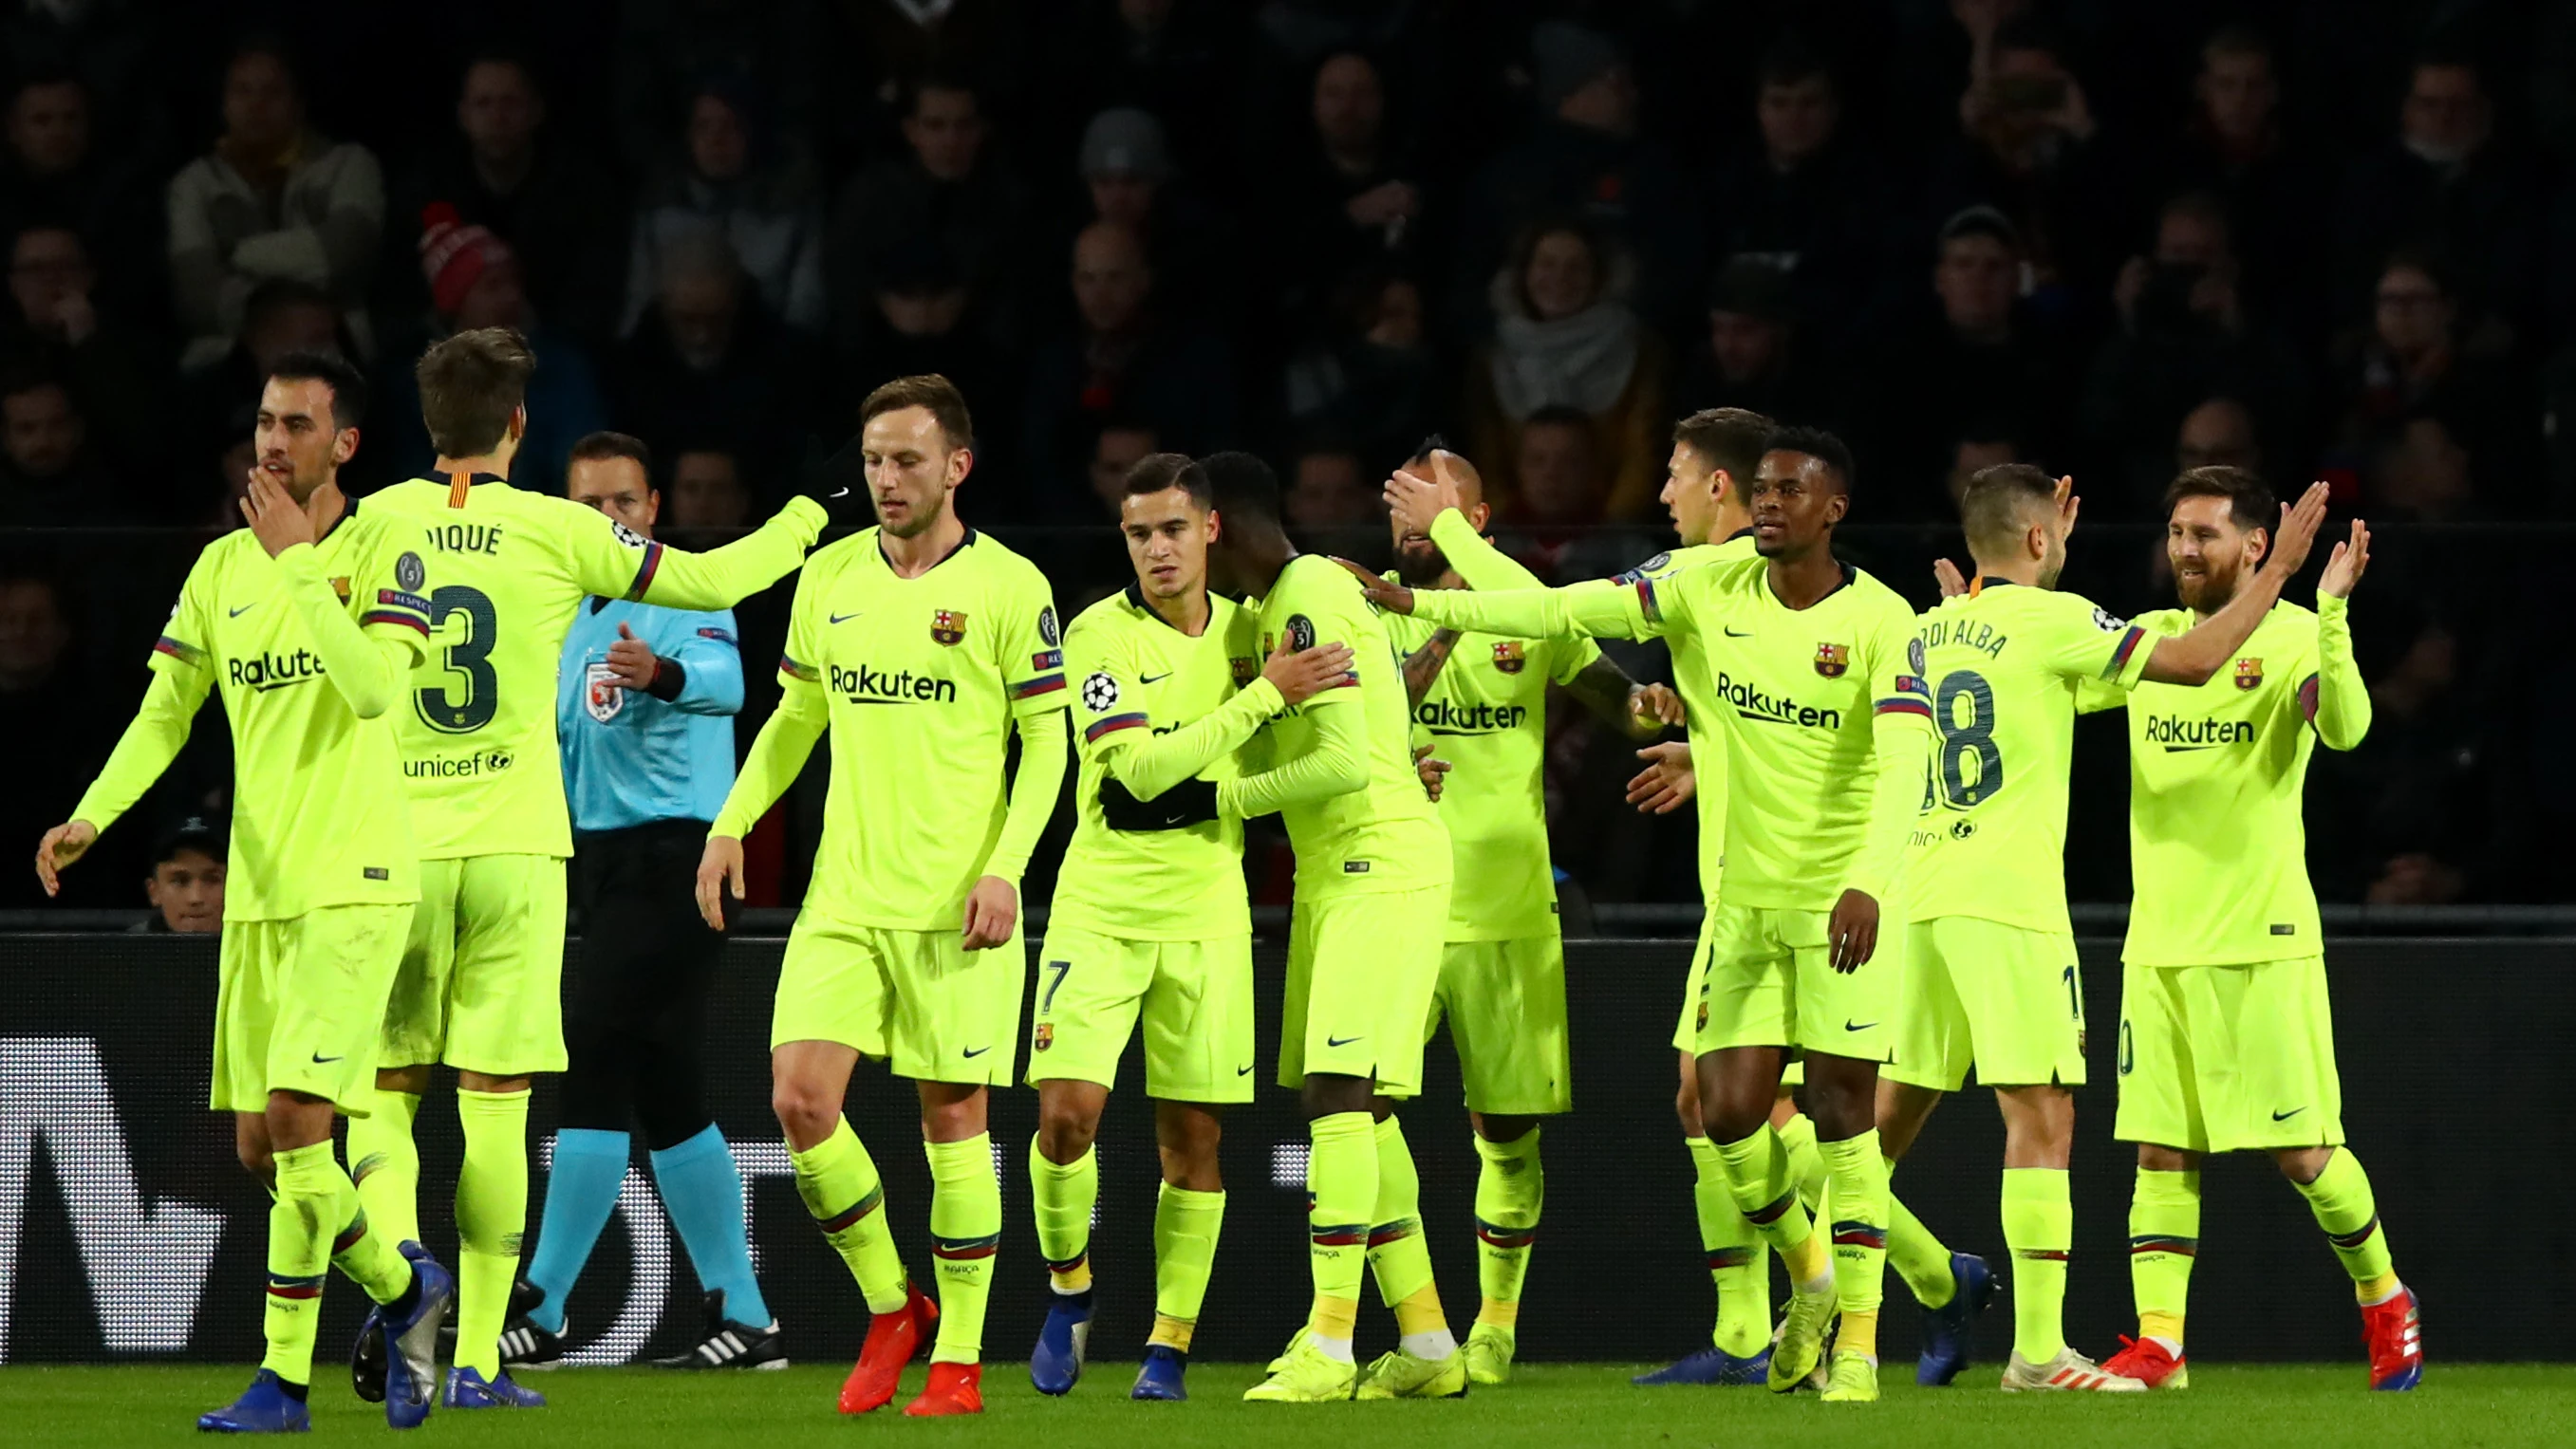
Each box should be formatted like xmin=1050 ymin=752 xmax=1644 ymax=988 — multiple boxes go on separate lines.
xmin=1377 ymin=437 xmax=1680 ymax=1384
xmin=1027 ymin=453 xmax=1356 ymax=1403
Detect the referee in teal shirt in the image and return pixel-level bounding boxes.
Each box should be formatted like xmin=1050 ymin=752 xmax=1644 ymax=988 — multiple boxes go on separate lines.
xmin=516 ymin=433 xmax=782 ymax=1372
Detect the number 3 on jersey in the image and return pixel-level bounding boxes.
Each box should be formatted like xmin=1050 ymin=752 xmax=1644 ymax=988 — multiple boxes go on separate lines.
xmin=416 ymin=584 xmax=499 ymax=734
xmin=1932 ymin=670 xmax=2003 ymax=808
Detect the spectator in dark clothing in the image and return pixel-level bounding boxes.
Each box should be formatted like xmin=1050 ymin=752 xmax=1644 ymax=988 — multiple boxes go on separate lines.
xmin=1279 ymin=269 xmax=1439 ymax=470
xmin=611 ymin=235 xmax=822 ymax=505
xmin=833 ymin=234 xmax=1009 ymax=444
xmin=1488 ymin=405 xmax=1658 ymax=584
xmin=1929 ymin=17 xmax=2125 ymax=323
xmin=831 ymin=0 xmax=1033 ymax=156
xmin=2331 ymin=53 xmax=2547 ymax=344
xmin=2327 ymin=253 xmax=2538 ymax=514
xmin=1263 ymin=51 xmax=1425 ymax=326
xmin=1874 ymin=206 xmax=2079 ymax=518
xmin=1460 ymin=22 xmax=1698 ymax=329
xmin=387 ymin=54 xmax=625 ymax=346
xmin=0 ymin=73 xmax=161 ymax=318
xmin=0 ymin=571 xmax=122 ymax=909
xmin=1046 ymin=0 xmax=1238 ymax=180
xmin=1704 ymin=40 xmax=1899 ymax=350
xmin=1283 ymin=437 xmax=1378 ymax=562
xmin=1085 ymin=419 xmax=1159 ymax=519
xmin=2156 ymin=25 xmax=2335 ymax=344
xmin=1019 ymin=221 xmax=1237 ymax=519
xmin=664 ymin=444 xmax=751 ymax=548
xmin=623 ymin=78 xmax=827 ymax=335
xmin=0 ymin=371 xmax=126 ymax=526
xmin=827 ymin=76 xmax=1031 ymax=354
xmin=2081 ymin=192 xmax=2307 ymax=511
xmin=1672 ymin=258 xmax=1850 ymax=447
xmin=374 ymin=207 xmax=607 ymax=495
xmin=1072 ymin=105 xmax=1234 ymax=321
xmin=612 ymin=0 xmax=825 ymax=180
xmin=138 ymin=817 xmax=227 ymax=935
xmin=2175 ymin=395 xmax=2262 ymax=477
xmin=4 ymin=225 xmax=170 ymax=493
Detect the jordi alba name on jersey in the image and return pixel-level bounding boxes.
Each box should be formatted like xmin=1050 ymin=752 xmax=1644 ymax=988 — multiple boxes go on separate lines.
xmin=151 ymin=513 xmax=433 ymax=920
xmin=784 ymin=529 xmax=1063 ymax=929
xmin=1908 ymin=583 xmax=2151 ymax=934
xmin=1052 ymin=586 xmax=1260 ymax=940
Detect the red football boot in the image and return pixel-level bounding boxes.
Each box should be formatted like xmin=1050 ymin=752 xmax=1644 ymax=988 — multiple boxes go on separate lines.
xmin=2100 ymin=1334 xmax=2188 ymax=1389
xmin=838 ymin=1283 xmax=938 ymax=1414
xmin=902 ymin=1361 xmax=983 ymax=1417
xmin=2361 ymin=1286 xmax=2423 ymax=1391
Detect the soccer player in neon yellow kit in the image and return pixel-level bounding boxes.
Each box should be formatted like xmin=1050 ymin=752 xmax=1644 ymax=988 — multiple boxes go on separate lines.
xmin=696 ymin=375 xmax=1068 ymax=1419
xmin=346 ymin=327 xmax=834 ymax=1409
xmin=1026 ymin=453 xmax=1359 ymax=1402
xmin=1374 ymin=439 xmax=1679 ymax=1384
xmin=1882 ymin=465 xmax=2327 ymax=1392
xmin=2072 ymin=468 xmax=2422 ymax=1392
xmin=1357 ymin=427 xmax=1929 ymax=1403
xmin=38 ymin=355 xmax=455 ymax=1432
xmin=1187 ymin=452 xmax=1461 ymax=1404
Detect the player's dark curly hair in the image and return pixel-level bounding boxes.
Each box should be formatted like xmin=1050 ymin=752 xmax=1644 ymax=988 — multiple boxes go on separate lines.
xmin=1761 ymin=424 xmax=1856 ymax=492
xmin=1198 ymin=451 xmax=1282 ymax=527
xmin=268 ymin=350 xmax=368 ymax=431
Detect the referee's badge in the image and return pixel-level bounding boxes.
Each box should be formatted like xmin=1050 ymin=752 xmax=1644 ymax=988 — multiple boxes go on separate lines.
xmin=932 ymin=608 xmax=967 ymax=646
xmin=2235 ymin=657 xmax=2263 ymax=689
xmin=1492 ymin=641 xmax=1525 ymax=675
xmin=584 ymin=661 xmax=625 ymax=722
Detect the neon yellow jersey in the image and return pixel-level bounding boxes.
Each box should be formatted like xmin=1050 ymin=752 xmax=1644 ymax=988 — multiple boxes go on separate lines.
xmin=94 ymin=511 xmax=436 ymax=920
xmin=1908 ymin=582 xmax=2153 ymax=934
xmin=364 ymin=475 xmax=822 ymax=859
xmin=2093 ymin=599 xmax=2368 ymax=966
xmin=1051 ymin=585 xmax=1265 ymax=941
xmin=775 ymin=528 xmax=1064 ymax=929
xmin=1387 ymin=537 xmax=1597 ymax=941
xmin=1244 ymin=554 xmax=1448 ymax=899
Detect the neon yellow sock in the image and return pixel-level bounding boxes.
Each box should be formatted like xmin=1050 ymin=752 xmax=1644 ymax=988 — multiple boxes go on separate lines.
xmin=1304 ymin=1112 xmax=1376 ymax=1359
xmin=1366 ymin=1118 xmax=1451 ymax=1357
xmin=1472 ymin=1128 xmax=1542 ymax=1315
xmin=2129 ymin=1169 xmax=2199 ymax=1346
xmin=261 ymin=1142 xmax=338 ymax=1385
xmin=1818 ymin=1131 xmax=1889 ymax=1318
xmin=1150 ymin=1183 xmax=1223 ymax=1350
xmin=1027 ymin=1138 xmax=1096 ymax=1293
xmin=791 ymin=1119 xmax=908 ymax=1313
xmin=1689 ymin=1136 xmax=1767 ymax=1354
xmin=1714 ymin=1124 xmax=1826 ymax=1283
xmin=454 ymin=1088 xmax=530 ymax=1379
xmin=2002 ymin=1166 xmax=2071 ymax=1363
xmin=1885 ymin=1165 xmax=1956 ymax=1310
xmin=1777 ymin=1112 xmax=1828 ymax=1213
xmin=2294 ymin=1149 xmax=2398 ymax=1301
xmin=345 ymin=1088 xmax=421 ymax=1249
xmin=924 ymin=1133 xmax=1000 ymax=1365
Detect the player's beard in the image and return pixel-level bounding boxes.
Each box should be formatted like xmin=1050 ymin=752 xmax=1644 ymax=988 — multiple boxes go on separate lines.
xmin=2173 ymin=555 xmax=2241 ymax=612
xmin=1394 ymin=539 xmax=1448 ymax=587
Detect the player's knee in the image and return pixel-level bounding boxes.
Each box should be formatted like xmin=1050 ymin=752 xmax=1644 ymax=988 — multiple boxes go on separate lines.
xmin=769 ymin=1077 xmax=841 ymax=1145
xmin=1673 ymin=1077 xmax=1703 ymax=1137
xmin=234 ymin=1138 xmax=274 ymax=1182
xmin=1035 ymin=1099 xmax=1100 ymax=1162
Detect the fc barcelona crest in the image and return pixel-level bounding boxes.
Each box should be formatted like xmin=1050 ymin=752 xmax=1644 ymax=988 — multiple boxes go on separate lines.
xmin=1814 ymin=641 xmax=1849 ymax=678
xmin=932 ymin=608 xmax=968 ymax=646
xmin=1033 ymin=1022 xmax=1055 ymax=1051
xmin=2234 ymin=657 xmax=2263 ymax=690
xmin=1232 ymin=655 xmax=1258 ymax=686
xmin=1492 ymin=641 xmax=1526 ymax=675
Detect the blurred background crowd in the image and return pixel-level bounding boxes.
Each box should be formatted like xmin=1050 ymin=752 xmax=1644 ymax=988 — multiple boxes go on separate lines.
xmin=3 ymin=0 xmax=2569 ymax=922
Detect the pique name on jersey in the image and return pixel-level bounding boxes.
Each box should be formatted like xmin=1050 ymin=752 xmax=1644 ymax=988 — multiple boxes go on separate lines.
xmin=1916 ymin=616 xmax=2007 ymax=659
xmin=1711 ymin=669 xmax=1842 ymax=730
xmin=420 ymin=522 xmax=505 ymax=556
xmin=830 ymin=661 xmax=958 ymax=705
xmin=2144 ymin=715 xmax=2257 ymax=750
xmin=228 ymin=647 xmax=327 ymax=691
xmin=1417 ymin=697 xmax=1531 ymax=734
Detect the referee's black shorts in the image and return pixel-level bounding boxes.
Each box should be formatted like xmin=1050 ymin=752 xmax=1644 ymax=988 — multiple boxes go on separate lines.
xmin=563 ymin=817 xmax=733 ymax=1148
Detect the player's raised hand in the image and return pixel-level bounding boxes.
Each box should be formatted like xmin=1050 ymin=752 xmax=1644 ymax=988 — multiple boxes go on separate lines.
xmin=1625 ymin=741 xmax=1694 ymax=814
xmin=1628 ymin=681 xmax=1685 ymax=729
xmin=1328 ymin=555 xmax=1414 ymax=613
xmin=2263 ymin=481 xmax=2333 ymax=577
xmin=2055 ymin=474 xmax=2081 ymax=534
xmin=1263 ymin=635 xmax=1355 ymax=706
xmin=695 ymin=835 xmax=745 ymax=930
xmin=2319 ymin=518 xmax=2371 ymax=599
xmin=961 ymin=874 xmax=1017 ymax=950
xmin=603 ymin=622 xmax=660 ymax=691
xmin=1383 ymin=467 xmax=1452 ymax=537
xmin=1932 ymin=557 xmax=1969 ymax=599
xmin=34 ymin=818 xmax=97 ymax=896
xmin=239 ymin=459 xmax=317 ymax=557
xmin=1413 ymin=743 xmax=1450 ymax=803
xmin=1826 ymin=888 xmax=1881 ymax=972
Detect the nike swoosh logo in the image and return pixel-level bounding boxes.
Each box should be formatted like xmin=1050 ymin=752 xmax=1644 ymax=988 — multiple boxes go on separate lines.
xmin=1237 ymin=1064 xmax=1255 ymax=1076
xmin=231 ymin=604 xmax=257 ymax=617
xmin=1723 ymin=627 xmax=1753 ymax=637
xmin=830 ymin=612 xmax=864 ymax=624
xmin=1325 ymin=1034 xmax=1363 ymax=1048
xmin=961 ymin=1046 xmax=991 ymax=1059
xmin=309 ymin=1052 xmax=343 ymax=1064
xmin=1843 ymin=1020 xmax=1877 ymax=1031
xmin=1139 ymin=672 xmax=1172 ymax=684
xmin=2270 ymin=1106 xmax=2306 ymax=1122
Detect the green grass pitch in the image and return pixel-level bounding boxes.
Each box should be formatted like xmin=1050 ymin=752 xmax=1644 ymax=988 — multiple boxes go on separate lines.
xmin=5 ymin=1363 xmax=2571 ymax=1448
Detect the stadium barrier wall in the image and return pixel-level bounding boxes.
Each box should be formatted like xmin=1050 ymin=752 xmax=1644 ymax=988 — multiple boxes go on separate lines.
xmin=4 ymin=933 xmax=2566 ymax=1365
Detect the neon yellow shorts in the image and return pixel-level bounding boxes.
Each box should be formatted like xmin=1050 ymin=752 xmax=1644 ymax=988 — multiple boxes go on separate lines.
xmin=775 ymin=913 xmax=1025 ymax=1087
xmin=1428 ymin=936 xmax=1571 ymax=1116
xmin=1280 ymin=885 xmax=1447 ymax=1097
xmin=1689 ymin=903 xmax=1895 ymax=1062
xmin=2115 ymin=957 xmax=2345 ymax=1155
xmin=1886 ymin=918 xmax=2087 ymax=1091
xmin=215 ymin=904 xmax=413 ymax=1113
xmin=1027 ymin=929 xmax=1255 ymax=1103
xmin=381 ymin=855 xmax=568 ymax=1076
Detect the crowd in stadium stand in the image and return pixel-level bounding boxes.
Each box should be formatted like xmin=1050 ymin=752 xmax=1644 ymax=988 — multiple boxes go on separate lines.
xmin=0 ymin=1 xmax=2567 ymax=916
